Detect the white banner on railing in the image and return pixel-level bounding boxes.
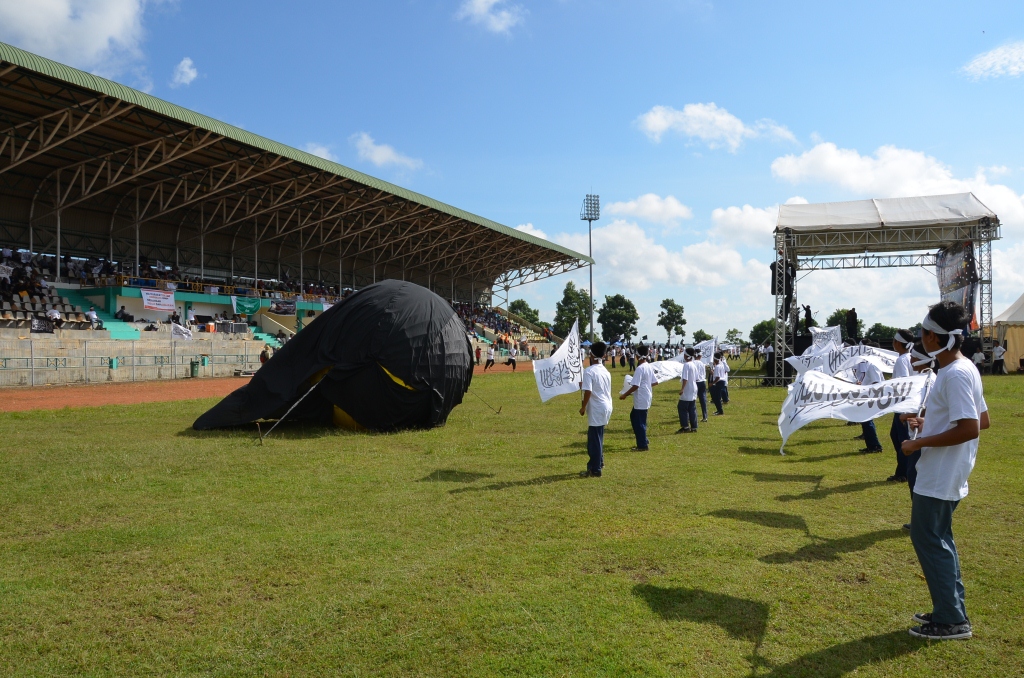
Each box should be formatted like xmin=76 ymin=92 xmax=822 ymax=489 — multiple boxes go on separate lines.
xmin=778 ymin=370 xmax=933 ymax=453
xmin=141 ymin=289 xmax=175 ymax=312
xmin=532 ymin=319 xmax=583 ymax=402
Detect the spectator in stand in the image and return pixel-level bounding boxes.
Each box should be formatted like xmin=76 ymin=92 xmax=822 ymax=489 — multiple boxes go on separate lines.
xmin=46 ymin=306 xmax=63 ymax=328
xmin=85 ymin=306 xmax=103 ymax=330
xmin=114 ymin=305 xmax=135 ymax=322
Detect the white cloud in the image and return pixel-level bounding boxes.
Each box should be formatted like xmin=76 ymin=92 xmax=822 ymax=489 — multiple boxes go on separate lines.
xmin=710 ymin=197 xmax=806 ymax=245
xmin=771 ymin=142 xmax=1024 ymax=234
xmin=456 ymin=0 xmax=524 ymax=34
xmin=170 ymin=56 xmax=197 ymax=87
xmin=303 ymin=142 xmax=338 ymax=163
xmin=350 ymin=132 xmax=423 ymax=171
xmin=605 ymin=193 xmax=693 ymax=227
xmin=515 ymin=223 xmax=548 ymax=240
xmin=0 ymin=0 xmax=148 ymax=76
xmin=554 ymin=220 xmax=766 ymax=292
xmin=636 ymin=103 xmax=796 ymax=152
xmin=962 ymin=41 xmax=1024 ymax=79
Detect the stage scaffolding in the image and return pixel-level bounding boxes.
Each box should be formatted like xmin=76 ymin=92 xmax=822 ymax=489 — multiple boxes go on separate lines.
xmin=771 ymin=193 xmax=1001 ymax=385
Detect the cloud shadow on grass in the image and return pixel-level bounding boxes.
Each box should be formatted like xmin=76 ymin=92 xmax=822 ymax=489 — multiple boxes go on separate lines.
xmin=761 ymin=630 xmax=919 ymax=677
xmin=449 ymin=473 xmax=579 ymax=494
xmin=760 ymin=529 xmax=904 ymax=564
xmin=776 ymin=480 xmax=888 ymax=502
xmin=419 ymin=470 xmax=494 ymax=483
xmin=707 ymin=509 xmax=810 ymax=536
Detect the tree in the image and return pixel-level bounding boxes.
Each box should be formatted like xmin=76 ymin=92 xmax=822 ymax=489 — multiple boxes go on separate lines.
xmin=866 ymin=322 xmax=901 ymax=343
xmin=749 ymin=318 xmax=774 ymax=346
xmin=692 ymin=329 xmax=713 ymax=343
xmin=509 ymin=299 xmax=539 ymax=325
xmin=725 ymin=328 xmax=743 ymax=345
xmin=657 ymin=299 xmax=686 ymax=342
xmin=597 ymin=294 xmax=639 ymax=342
xmin=825 ymin=309 xmax=864 ymax=342
xmin=553 ymin=281 xmax=591 ymax=338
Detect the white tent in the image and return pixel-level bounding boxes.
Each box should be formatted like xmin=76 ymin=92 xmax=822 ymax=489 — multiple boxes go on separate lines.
xmin=777 ymin=193 xmax=996 ymax=231
xmin=994 ymin=291 xmax=1024 ymax=372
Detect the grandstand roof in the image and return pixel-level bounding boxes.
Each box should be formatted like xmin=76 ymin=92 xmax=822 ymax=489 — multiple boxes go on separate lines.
xmin=0 ymin=41 xmax=590 ymax=297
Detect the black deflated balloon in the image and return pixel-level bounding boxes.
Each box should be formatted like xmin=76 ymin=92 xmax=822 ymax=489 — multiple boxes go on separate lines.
xmin=193 ymin=280 xmax=473 ymax=431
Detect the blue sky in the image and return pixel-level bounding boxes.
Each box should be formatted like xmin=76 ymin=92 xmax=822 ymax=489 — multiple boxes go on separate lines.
xmin=3 ymin=0 xmax=1024 ymax=340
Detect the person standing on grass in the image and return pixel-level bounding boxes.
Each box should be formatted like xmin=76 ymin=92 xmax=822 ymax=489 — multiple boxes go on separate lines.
xmin=627 ymin=346 xmax=636 ymax=371
xmin=901 ymin=339 xmax=935 ymax=532
xmin=721 ymin=352 xmax=731 ymax=404
xmin=579 ymin=341 xmax=612 ymax=478
xmin=484 ymin=345 xmax=495 ymax=371
xmin=901 ymin=301 xmax=989 ymax=641
xmin=853 ymin=355 xmax=885 ymax=453
xmin=676 ymin=348 xmax=699 ymax=434
xmin=694 ymin=350 xmax=709 ymax=422
xmin=888 ymin=329 xmax=916 ymax=483
xmin=710 ymin=352 xmax=728 ymax=416
xmin=620 ymin=344 xmax=655 ymax=451
xmin=991 ymin=341 xmax=1006 ymax=375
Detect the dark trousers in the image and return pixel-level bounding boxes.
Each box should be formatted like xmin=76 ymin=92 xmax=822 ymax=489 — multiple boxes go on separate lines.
xmin=992 ymin=359 xmax=1004 ymax=374
xmin=910 ymin=493 xmax=967 ymax=625
xmin=484 ymin=359 xmax=494 ymax=370
xmin=629 ymin=408 xmax=649 ymax=449
xmin=696 ymin=381 xmax=708 ymax=420
xmin=710 ymin=381 xmax=725 ymax=414
xmin=890 ymin=414 xmax=911 ymax=476
xmin=906 ymin=449 xmax=921 ymax=494
xmin=677 ymin=399 xmax=697 ymax=431
xmin=587 ymin=426 xmax=605 ymax=475
xmin=861 ymin=419 xmax=881 ymax=450
xmin=721 ymin=382 xmax=730 ymax=404
xmin=628 ymin=358 xmax=635 ymax=371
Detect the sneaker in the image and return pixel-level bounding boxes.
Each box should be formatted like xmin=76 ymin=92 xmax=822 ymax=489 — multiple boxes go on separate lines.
xmin=579 ymin=470 xmax=601 ymax=478
xmin=712 ymin=412 xmax=724 ymax=416
xmin=701 ymin=418 xmax=708 ymax=423
xmin=913 ymin=612 xmax=932 ymax=624
xmin=630 ymin=446 xmax=649 ymax=452
xmin=886 ymin=475 xmax=908 ymax=483
xmin=908 ymin=621 xmax=972 ymax=640
xmin=902 ymin=523 xmax=912 ymax=532
xmin=859 ymin=447 xmax=883 ymax=454
xmin=676 ymin=427 xmax=690 ymax=434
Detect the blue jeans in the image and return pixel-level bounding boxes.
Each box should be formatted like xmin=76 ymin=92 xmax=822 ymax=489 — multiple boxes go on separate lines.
xmin=629 ymin=408 xmax=649 ymax=449
xmin=710 ymin=381 xmax=725 ymax=414
xmin=696 ymin=381 xmax=707 ymax=420
xmin=890 ymin=413 xmax=911 ymax=476
xmin=861 ymin=420 xmax=881 ymax=450
xmin=911 ymin=493 xmax=967 ymax=624
xmin=587 ymin=425 xmax=604 ymax=475
xmin=677 ymin=399 xmax=697 ymax=430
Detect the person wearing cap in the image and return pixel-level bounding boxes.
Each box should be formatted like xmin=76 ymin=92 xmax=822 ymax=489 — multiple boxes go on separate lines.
xmin=676 ymin=348 xmax=700 ymax=433
xmin=619 ymin=344 xmax=654 ymax=450
xmin=888 ymin=329 xmax=916 ymax=482
xmin=579 ymin=341 xmax=612 ymax=478
xmin=901 ymin=301 xmax=990 ymax=641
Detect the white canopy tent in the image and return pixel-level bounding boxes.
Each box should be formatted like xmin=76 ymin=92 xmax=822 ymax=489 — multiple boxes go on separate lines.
xmin=994 ymin=291 xmax=1024 ymax=371
xmin=777 ymin=193 xmax=997 ymax=233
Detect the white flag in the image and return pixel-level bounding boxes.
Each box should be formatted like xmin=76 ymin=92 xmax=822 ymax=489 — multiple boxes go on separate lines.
xmin=649 ymin=360 xmax=686 ymax=383
xmin=786 ymin=343 xmax=898 ymax=377
xmin=620 ymin=374 xmax=633 ymax=395
xmin=778 ymin=370 xmax=933 ymax=453
xmin=804 ymin=326 xmax=843 ymax=355
xmin=532 ymin=319 xmax=583 ymax=402
xmin=696 ymin=337 xmax=717 ymax=365
xmin=171 ymin=322 xmax=193 ymax=340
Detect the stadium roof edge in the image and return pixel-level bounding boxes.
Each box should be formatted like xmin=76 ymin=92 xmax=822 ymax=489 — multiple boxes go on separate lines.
xmin=0 ymin=40 xmax=593 ymax=266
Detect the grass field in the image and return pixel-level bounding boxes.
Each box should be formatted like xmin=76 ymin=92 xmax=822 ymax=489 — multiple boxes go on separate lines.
xmin=2 ymin=369 xmax=1022 ymax=676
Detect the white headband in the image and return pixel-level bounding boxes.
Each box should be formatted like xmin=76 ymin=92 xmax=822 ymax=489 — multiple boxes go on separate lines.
xmin=910 ymin=348 xmax=932 ymax=368
xmin=921 ymin=314 xmax=963 ymax=353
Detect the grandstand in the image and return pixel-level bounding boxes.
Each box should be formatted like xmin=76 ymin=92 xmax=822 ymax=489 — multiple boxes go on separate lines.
xmin=0 ymin=41 xmax=590 ymax=383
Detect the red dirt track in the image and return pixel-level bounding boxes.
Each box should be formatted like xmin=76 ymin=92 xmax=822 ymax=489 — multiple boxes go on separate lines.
xmin=0 ymin=364 xmax=525 ymax=412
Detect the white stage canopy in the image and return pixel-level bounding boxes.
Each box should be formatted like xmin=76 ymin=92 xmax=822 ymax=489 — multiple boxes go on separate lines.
xmin=777 ymin=193 xmax=996 ymax=232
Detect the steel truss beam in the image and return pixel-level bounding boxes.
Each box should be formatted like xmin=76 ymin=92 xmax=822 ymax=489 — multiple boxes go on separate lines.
xmin=797 ymin=253 xmax=938 ymax=270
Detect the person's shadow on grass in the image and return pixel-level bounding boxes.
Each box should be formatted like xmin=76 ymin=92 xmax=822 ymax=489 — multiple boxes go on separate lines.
xmin=776 ymin=480 xmax=888 ymax=502
xmin=448 ymin=473 xmax=579 ymax=494
xmin=707 ymin=509 xmax=812 ymax=537
xmin=760 ymin=529 xmax=904 ymax=564
xmin=760 ymin=630 xmax=919 ymax=677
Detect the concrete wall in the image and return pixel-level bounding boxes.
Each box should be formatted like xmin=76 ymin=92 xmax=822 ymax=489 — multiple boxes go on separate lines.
xmin=0 ymin=337 xmax=261 ymax=387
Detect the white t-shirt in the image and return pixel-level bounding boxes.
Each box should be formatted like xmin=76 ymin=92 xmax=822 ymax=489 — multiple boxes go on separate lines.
xmin=679 ymin=360 xmax=699 ymax=400
xmin=694 ymin=362 xmax=706 ymax=383
xmin=582 ymin=363 xmax=613 ymax=427
xmin=46 ymin=308 xmax=60 ymax=320
xmin=992 ymin=345 xmax=1006 ymax=360
xmin=855 ymin=359 xmax=884 ymax=385
xmin=914 ymin=358 xmax=988 ymax=502
xmin=972 ymin=351 xmax=985 ymax=366
xmin=764 ymin=344 xmax=774 ymax=354
xmin=891 ymin=352 xmax=913 ymax=379
xmin=713 ymin=362 xmax=729 ymax=384
xmin=630 ymin=361 xmax=656 ymax=410
xmin=509 ymin=347 xmax=517 ymax=359
xmin=487 ymin=347 xmax=495 ymax=359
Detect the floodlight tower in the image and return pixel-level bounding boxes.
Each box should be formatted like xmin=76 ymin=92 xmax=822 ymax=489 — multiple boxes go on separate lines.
xmin=580 ymin=194 xmax=600 ymax=341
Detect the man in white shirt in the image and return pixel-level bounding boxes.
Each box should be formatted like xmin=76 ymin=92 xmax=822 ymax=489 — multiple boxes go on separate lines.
xmin=694 ymin=351 xmax=708 ymax=422
xmin=970 ymin=346 xmax=985 ymax=373
xmin=676 ymin=348 xmax=700 ymax=433
xmin=504 ymin=345 xmax=518 ymax=371
xmin=619 ymin=344 xmax=654 ymax=450
xmin=901 ymin=301 xmax=989 ymax=641
xmin=45 ymin=306 xmax=63 ymax=329
xmin=85 ymin=306 xmax=103 ymax=330
xmin=853 ymin=355 xmax=885 ymax=453
xmin=721 ymin=355 xmax=732 ymax=404
xmin=710 ymin=352 xmax=729 ymax=415
xmin=991 ymin=341 xmax=1006 ymax=375
xmin=484 ymin=345 xmax=495 ymax=371
xmin=579 ymin=342 xmax=612 ymax=477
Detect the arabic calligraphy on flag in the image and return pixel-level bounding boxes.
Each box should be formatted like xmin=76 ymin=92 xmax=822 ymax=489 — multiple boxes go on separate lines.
xmin=532 ymin=319 xmax=584 ymax=402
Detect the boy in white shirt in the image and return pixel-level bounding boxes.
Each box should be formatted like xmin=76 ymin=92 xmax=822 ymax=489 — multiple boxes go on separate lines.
xmin=901 ymin=301 xmax=990 ymax=641
xmin=676 ymin=348 xmax=700 ymax=433
xmin=484 ymin=346 xmax=495 ymax=371
xmin=710 ymin=352 xmax=728 ymax=416
xmin=579 ymin=342 xmax=612 ymax=478
xmin=991 ymin=341 xmax=1006 ymax=374
xmin=619 ymin=344 xmax=655 ymax=450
